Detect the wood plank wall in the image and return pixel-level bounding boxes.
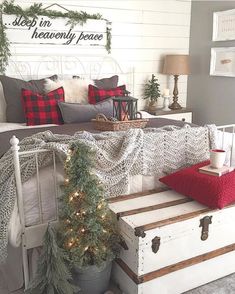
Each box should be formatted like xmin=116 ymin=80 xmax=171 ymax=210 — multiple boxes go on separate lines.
xmin=5 ymin=0 xmax=192 ymax=110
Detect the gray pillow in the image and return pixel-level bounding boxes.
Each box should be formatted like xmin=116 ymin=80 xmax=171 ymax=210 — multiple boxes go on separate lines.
xmin=58 ymin=99 xmax=113 ymax=124
xmin=0 ymin=75 xmax=57 ymax=123
xmin=94 ymin=75 xmax=118 ymax=89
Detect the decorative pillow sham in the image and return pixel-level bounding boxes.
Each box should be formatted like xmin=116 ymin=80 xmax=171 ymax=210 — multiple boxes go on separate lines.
xmin=88 ymin=84 xmax=126 ymax=104
xmin=0 ymin=75 xmax=57 ymax=123
xmin=159 ymin=160 xmax=235 ymax=209
xmin=21 ymin=87 xmax=64 ymax=126
xmin=58 ymin=98 xmax=113 ymax=124
xmin=44 ymin=78 xmax=94 ymax=104
xmin=94 ymin=75 xmax=119 ymax=89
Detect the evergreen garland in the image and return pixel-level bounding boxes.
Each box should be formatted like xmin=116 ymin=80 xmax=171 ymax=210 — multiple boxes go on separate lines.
xmin=0 ymin=16 xmax=10 ymax=74
xmin=143 ymin=74 xmax=161 ymax=102
xmin=25 ymin=224 xmax=78 ymax=294
xmin=0 ymin=0 xmax=112 ymax=74
xmin=60 ymin=142 xmax=120 ymax=268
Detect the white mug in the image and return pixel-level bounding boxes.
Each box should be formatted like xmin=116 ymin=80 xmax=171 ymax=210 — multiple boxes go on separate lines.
xmin=210 ymin=149 xmax=226 ymax=169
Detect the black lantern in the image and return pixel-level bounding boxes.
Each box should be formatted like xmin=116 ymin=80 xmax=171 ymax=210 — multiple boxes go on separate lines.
xmin=113 ymin=95 xmax=138 ymax=121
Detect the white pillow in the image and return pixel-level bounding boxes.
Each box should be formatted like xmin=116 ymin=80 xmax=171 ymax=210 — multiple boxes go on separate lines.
xmin=0 ymin=81 xmax=6 ymax=122
xmin=44 ymin=78 xmax=94 ymax=104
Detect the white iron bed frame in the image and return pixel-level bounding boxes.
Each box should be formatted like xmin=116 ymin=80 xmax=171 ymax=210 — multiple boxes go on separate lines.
xmin=9 ymin=124 xmax=235 ymax=289
xmin=3 ymin=53 xmax=135 ymax=289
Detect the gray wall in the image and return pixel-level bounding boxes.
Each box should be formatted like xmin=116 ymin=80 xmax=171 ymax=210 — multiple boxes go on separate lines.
xmin=188 ymin=1 xmax=235 ymax=125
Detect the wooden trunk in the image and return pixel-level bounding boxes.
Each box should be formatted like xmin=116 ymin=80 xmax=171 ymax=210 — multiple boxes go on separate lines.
xmin=109 ymin=190 xmax=235 ymax=294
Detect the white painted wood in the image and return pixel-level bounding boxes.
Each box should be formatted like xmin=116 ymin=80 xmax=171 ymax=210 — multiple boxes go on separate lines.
xmin=109 ymin=190 xmax=235 ymax=276
xmin=154 ymin=112 xmax=192 ymax=123
xmin=15 ymin=1 xmax=192 ymax=14
xmin=113 ymin=249 xmax=235 ymax=294
xmin=123 ymin=200 xmax=205 ymax=228
xmin=2 ymin=0 xmax=192 ymax=108
xmin=3 ymin=14 xmax=107 ymax=46
xmin=109 ymin=190 xmax=186 ymax=214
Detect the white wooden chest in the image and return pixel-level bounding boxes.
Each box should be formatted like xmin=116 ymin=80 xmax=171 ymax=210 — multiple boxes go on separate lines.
xmin=109 ymin=189 xmax=235 ymax=294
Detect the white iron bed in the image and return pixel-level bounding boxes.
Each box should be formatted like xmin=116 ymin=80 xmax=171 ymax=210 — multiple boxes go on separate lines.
xmin=0 ymin=53 xmax=136 ymax=292
xmin=1 ymin=54 xmax=235 ymax=292
xmin=7 ymin=124 xmax=235 ymax=290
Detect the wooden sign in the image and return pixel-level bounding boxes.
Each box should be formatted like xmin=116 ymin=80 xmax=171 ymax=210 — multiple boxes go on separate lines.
xmin=2 ymin=14 xmax=107 ymax=47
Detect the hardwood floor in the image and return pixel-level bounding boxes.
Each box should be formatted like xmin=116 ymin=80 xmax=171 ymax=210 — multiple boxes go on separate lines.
xmin=2 ymin=273 xmax=235 ymax=293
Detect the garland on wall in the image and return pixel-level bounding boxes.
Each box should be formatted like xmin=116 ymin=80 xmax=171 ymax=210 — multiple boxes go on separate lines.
xmin=0 ymin=0 xmax=112 ymax=74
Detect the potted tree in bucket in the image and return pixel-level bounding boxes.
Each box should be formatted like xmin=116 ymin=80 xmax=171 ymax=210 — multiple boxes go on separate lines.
xmin=60 ymin=142 xmax=120 ymax=294
xmin=143 ymin=74 xmax=161 ymax=114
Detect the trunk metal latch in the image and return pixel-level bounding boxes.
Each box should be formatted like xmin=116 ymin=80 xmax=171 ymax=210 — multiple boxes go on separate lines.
xmin=152 ymin=236 xmax=161 ymax=253
xmin=200 ymin=216 xmax=212 ymax=241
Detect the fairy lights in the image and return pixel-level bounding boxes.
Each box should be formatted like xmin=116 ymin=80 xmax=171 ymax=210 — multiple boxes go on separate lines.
xmin=60 ymin=141 xmax=120 ymax=268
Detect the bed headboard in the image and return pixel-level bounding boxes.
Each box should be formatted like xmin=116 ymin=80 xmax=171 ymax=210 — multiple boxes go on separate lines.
xmin=5 ymin=53 xmax=135 ymax=93
xmin=0 ymin=51 xmax=135 ymax=122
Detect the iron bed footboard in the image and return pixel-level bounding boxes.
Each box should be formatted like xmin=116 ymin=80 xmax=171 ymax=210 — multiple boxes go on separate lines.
xmin=10 ymin=124 xmax=235 ymax=289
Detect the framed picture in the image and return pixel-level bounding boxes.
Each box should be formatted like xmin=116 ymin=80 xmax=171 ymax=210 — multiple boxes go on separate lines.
xmin=210 ymin=47 xmax=235 ymax=77
xmin=213 ymin=9 xmax=235 ymax=41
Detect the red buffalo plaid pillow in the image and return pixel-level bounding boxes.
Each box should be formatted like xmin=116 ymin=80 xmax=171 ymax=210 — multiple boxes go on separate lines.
xmin=88 ymin=84 xmax=126 ymax=104
xmin=21 ymin=87 xmax=64 ymax=125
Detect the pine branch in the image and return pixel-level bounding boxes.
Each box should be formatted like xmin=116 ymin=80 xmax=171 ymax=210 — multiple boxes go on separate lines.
xmin=25 ymin=224 xmax=78 ymax=294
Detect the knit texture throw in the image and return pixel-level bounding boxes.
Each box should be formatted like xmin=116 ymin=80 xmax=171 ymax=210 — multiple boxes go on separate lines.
xmin=0 ymin=125 xmax=217 ymax=262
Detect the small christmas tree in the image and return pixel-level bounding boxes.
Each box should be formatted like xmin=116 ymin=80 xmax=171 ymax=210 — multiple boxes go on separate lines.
xmin=25 ymin=224 xmax=78 ymax=294
xmin=143 ymin=74 xmax=161 ymax=103
xmin=60 ymin=142 xmax=120 ymax=268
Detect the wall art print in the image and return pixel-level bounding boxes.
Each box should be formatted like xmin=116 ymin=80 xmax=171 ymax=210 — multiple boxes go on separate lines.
xmin=213 ymin=9 xmax=235 ymax=41
xmin=210 ymin=47 xmax=235 ymax=77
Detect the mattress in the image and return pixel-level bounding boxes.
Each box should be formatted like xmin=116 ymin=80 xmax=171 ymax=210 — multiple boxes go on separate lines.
xmin=8 ymin=164 xmax=65 ymax=247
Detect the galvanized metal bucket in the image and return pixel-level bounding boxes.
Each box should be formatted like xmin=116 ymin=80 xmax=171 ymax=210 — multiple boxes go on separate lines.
xmin=73 ymin=261 xmax=112 ymax=294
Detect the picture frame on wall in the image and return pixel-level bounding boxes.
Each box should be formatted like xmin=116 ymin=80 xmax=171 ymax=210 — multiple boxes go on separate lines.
xmin=210 ymin=47 xmax=235 ymax=77
xmin=213 ymin=9 xmax=235 ymax=41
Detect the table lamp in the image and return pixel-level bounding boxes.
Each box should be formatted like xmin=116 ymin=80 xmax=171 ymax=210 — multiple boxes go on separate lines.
xmin=163 ymin=55 xmax=189 ymax=110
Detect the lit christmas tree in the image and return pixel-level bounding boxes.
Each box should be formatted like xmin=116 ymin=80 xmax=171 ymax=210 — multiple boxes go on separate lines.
xmin=60 ymin=142 xmax=120 ymax=268
xmin=25 ymin=224 xmax=78 ymax=294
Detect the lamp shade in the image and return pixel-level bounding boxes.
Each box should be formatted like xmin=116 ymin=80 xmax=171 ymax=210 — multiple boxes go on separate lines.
xmin=163 ymin=55 xmax=190 ymax=75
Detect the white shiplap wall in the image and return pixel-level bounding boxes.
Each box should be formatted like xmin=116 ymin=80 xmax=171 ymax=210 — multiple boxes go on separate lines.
xmin=3 ymin=0 xmax=192 ymax=109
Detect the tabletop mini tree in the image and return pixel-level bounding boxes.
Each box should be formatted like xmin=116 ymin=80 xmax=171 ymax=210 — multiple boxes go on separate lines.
xmin=60 ymin=141 xmax=120 ymax=268
xmin=143 ymin=74 xmax=161 ymax=113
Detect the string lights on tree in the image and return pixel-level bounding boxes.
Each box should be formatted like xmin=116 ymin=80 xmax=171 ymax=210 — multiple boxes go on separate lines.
xmin=59 ymin=142 xmax=120 ymax=268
